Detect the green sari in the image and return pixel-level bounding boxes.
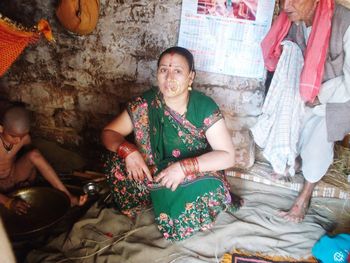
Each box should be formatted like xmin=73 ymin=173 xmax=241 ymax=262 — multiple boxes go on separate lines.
xmin=104 ymin=87 xmax=239 ymax=241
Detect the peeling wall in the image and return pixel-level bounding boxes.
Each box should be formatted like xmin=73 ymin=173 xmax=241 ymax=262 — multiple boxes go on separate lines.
xmin=0 ymin=0 xmax=265 ymax=170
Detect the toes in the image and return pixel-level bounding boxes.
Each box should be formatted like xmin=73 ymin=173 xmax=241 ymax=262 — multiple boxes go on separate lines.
xmin=279 ymin=212 xmax=303 ymax=223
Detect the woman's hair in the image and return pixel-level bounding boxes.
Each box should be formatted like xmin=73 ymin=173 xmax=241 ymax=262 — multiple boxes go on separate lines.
xmin=3 ymin=106 xmax=30 ymax=134
xmin=157 ymin=46 xmax=195 ymax=73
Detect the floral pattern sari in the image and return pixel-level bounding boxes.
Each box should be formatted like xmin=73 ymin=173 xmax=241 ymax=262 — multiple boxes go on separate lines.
xmin=104 ymin=87 xmax=240 ymax=241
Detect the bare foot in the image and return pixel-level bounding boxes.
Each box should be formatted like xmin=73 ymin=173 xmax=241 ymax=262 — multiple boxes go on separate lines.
xmin=278 ymin=198 xmax=309 ymax=223
xmin=279 ymin=180 xmax=315 ymax=223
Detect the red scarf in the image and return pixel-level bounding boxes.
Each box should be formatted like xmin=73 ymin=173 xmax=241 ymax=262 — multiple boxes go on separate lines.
xmin=261 ymin=0 xmax=334 ymax=103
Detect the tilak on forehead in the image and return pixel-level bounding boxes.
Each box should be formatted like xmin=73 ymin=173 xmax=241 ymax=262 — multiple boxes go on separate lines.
xmin=164 ymin=51 xmax=176 ymax=67
xmin=169 ymin=50 xmax=176 ymax=67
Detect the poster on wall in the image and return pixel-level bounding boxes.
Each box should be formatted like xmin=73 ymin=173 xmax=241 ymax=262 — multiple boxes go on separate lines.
xmin=178 ymin=0 xmax=275 ymax=79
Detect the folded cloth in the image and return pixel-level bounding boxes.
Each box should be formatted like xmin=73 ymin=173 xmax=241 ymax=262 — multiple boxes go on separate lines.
xmin=326 ymin=100 xmax=350 ymax=141
xmin=250 ymin=40 xmax=305 ymax=176
xmin=312 ymin=234 xmax=350 ymax=263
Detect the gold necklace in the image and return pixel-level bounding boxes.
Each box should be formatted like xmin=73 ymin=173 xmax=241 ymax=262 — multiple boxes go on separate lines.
xmin=0 ymin=135 xmax=13 ymax=153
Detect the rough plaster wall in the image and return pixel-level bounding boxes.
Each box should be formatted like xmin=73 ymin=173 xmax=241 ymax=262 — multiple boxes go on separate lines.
xmin=0 ymin=0 xmax=265 ymax=169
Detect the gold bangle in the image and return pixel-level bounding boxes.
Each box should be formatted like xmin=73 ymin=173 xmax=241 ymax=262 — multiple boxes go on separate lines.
xmin=4 ymin=198 xmax=14 ymax=209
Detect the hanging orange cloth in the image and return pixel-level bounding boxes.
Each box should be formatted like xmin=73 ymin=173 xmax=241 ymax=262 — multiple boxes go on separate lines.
xmin=0 ymin=15 xmax=54 ymax=77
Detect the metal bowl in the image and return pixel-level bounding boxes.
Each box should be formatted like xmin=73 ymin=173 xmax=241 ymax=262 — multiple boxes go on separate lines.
xmin=0 ymin=187 xmax=70 ymax=240
xmin=83 ymin=182 xmax=100 ymax=196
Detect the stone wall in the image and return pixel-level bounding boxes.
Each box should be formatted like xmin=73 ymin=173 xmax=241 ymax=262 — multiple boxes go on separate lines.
xmin=0 ymin=0 xmax=265 ymax=171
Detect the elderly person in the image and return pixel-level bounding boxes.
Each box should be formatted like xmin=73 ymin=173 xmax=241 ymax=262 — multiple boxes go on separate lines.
xmin=102 ymin=46 xmax=240 ymax=241
xmin=257 ymin=0 xmax=350 ymax=223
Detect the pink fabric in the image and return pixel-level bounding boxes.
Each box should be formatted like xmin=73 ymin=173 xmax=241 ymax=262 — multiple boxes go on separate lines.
xmin=261 ymin=0 xmax=335 ymax=103
xmin=261 ymin=12 xmax=291 ymax=72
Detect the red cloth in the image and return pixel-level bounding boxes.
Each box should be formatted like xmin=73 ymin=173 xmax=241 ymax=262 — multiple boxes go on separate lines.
xmin=261 ymin=0 xmax=334 ymax=103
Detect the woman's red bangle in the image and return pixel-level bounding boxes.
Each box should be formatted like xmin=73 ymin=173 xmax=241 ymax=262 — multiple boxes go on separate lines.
xmin=179 ymin=157 xmax=199 ymax=177
xmin=117 ymin=141 xmax=138 ymax=159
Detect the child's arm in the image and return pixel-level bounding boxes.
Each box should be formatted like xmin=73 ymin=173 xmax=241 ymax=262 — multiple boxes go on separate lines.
xmin=28 ymin=150 xmax=87 ymax=206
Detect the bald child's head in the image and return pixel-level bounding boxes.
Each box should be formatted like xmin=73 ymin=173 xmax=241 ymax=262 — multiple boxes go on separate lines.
xmin=3 ymin=107 xmax=30 ymax=135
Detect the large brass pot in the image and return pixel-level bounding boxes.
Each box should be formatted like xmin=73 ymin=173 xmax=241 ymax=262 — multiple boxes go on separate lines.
xmin=0 ymin=187 xmax=70 ymax=240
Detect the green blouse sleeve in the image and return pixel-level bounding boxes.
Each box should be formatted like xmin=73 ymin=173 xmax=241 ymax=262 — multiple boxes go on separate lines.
xmin=186 ymin=90 xmax=223 ymax=132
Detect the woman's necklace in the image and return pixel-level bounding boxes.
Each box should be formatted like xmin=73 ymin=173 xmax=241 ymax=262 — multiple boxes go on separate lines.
xmin=0 ymin=135 xmax=13 ymax=153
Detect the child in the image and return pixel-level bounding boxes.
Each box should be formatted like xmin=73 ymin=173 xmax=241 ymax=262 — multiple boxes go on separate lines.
xmin=0 ymin=106 xmax=87 ymax=215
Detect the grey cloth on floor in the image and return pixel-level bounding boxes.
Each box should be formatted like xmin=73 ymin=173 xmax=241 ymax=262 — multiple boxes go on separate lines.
xmin=326 ymin=100 xmax=350 ymax=141
xmin=27 ymin=178 xmax=344 ymax=263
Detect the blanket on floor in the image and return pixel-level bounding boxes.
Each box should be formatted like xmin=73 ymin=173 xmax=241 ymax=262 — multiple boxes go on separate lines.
xmin=27 ymin=178 xmax=344 ymax=263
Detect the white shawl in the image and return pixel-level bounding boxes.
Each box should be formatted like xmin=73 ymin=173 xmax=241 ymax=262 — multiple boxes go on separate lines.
xmin=251 ymin=40 xmax=305 ymax=176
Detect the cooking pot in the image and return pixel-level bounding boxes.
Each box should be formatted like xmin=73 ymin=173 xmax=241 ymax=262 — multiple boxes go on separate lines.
xmin=0 ymin=187 xmax=70 ymax=240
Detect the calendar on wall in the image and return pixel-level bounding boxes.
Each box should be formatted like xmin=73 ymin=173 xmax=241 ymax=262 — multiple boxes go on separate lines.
xmin=178 ymin=0 xmax=275 ymax=79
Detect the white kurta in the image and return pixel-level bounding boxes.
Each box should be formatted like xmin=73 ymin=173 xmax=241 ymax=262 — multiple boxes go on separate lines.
xmin=300 ymin=25 xmax=350 ymax=183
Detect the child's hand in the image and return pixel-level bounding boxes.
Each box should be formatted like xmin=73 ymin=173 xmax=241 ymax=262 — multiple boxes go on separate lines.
xmin=69 ymin=194 xmax=88 ymax=207
xmin=9 ymin=198 xmax=30 ymax=215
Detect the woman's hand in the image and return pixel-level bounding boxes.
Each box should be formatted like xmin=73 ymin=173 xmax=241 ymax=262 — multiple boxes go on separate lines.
xmin=154 ymin=162 xmax=185 ymax=191
xmin=9 ymin=198 xmax=30 ymax=215
xmin=125 ymin=151 xmax=152 ymax=182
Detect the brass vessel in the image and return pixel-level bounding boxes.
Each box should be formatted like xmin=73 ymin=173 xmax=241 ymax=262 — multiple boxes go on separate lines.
xmin=0 ymin=187 xmax=70 ymax=240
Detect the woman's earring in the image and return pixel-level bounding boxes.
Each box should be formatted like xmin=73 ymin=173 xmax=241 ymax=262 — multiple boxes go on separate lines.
xmin=188 ymin=86 xmax=192 ymax=91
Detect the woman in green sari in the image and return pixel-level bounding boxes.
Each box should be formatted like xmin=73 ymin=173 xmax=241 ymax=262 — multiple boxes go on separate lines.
xmin=102 ymin=46 xmax=240 ymax=241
